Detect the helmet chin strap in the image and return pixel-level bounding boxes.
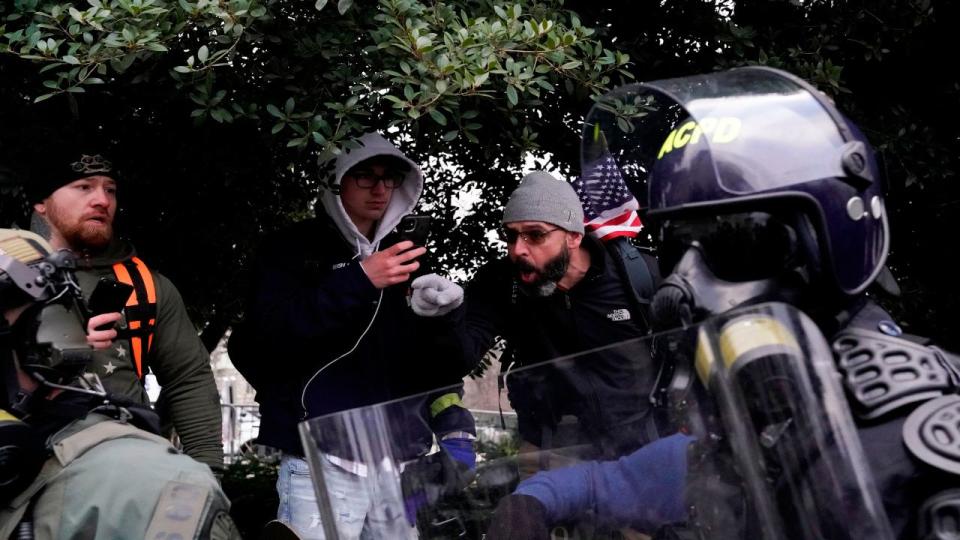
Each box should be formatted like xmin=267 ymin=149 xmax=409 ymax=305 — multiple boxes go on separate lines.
xmin=5 ymin=370 xmax=105 ymax=423
xmin=1 ymin=319 xmax=24 ymax=417
xmin=29 ymin=371 xmax=106 ymax=399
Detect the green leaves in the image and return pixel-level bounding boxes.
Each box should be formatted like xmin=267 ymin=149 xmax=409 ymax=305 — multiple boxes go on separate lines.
xmin=505 ymin=85 xmax=518 ymax=106
xmin=1 ymin=1 xmax=629 ymax=154
xmin=1 ymin=0 xmax=273 ymax=101
xmin=429 ymin=109 xmax=447 ymax=126
xmin=359 ymin=0 xmax=631 ymax=150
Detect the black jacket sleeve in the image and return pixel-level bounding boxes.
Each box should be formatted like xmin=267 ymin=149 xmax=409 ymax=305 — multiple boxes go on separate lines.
xmin=445 ymin=260 xmax=513 ymax=373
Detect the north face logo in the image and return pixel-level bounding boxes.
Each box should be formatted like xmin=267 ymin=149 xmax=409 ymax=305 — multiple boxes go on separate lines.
xmin=606 ymin=308 xmax=631 ymax=322
xmin=331 ymin=262 xmax=349 ymax=270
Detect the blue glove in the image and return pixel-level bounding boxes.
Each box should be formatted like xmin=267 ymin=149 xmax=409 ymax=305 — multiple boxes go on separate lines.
xmin=440 ymin=437 xmax=476 ymax=470
xmin=514 ymin=433 xmax=694 ymax=530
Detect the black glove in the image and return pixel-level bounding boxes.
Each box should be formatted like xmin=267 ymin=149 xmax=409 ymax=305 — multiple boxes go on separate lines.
xmin=401 ymin=448 xmax=476 ymax=524
xmin=485 ymin=494 xmax=550 ymax=540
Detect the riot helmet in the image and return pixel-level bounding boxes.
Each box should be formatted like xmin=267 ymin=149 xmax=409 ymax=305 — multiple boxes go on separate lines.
xmin=1 ymin=229 xmax=94 ymax=409
xmin=581 ymin=67 xmax=888 ymax=324
xmin=1 ymin=229 xmax=96 ymax=502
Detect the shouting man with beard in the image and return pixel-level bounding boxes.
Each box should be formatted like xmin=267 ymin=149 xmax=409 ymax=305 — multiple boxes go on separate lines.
xmin=412 ymin=171 xmax=659 ymax=475
xmin=25 ymin=137 xmax=224 ymax=475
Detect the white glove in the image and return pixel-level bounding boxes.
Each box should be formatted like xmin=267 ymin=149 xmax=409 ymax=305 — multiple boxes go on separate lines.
xmin=410 ymin=273 xmax=464 ymax=317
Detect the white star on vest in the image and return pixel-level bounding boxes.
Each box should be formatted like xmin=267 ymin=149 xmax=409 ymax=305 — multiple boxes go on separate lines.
xmin=115 ymin=345 xmax=126 ymax=359
xmin=103 ymin=361 xmax=117 ymax=375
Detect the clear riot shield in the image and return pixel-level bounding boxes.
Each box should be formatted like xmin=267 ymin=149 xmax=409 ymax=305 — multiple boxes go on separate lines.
xmin=298 ymin=303 xmax=892 ymax=540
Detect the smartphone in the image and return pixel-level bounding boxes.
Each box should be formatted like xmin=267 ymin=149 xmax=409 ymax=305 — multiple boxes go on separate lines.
xmin=87 ymin=277 xmax=134 ymax=330
xmin=396 ymin=215 xmax=432 ymax=280
xmin=396 ymin=215 xmax=431 ymax=247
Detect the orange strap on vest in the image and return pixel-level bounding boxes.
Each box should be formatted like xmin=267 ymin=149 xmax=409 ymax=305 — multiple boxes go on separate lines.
xmin=111 ymin=257 xmax=157 ymax=380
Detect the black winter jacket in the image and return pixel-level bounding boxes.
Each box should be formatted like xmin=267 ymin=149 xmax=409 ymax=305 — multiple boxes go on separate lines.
xmin=452 ymin=236 xmax=658 ymax=459
xmin=232 ymin=215 xmax=473 ymax=457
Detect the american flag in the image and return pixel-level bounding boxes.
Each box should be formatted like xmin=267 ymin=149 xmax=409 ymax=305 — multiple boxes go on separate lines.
xmin=572 ymin=152 xmax=642 ymax=241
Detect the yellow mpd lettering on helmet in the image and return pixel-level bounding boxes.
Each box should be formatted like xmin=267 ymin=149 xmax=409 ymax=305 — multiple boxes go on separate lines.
xmin=658 ymin=117 xmax=742 ymax=159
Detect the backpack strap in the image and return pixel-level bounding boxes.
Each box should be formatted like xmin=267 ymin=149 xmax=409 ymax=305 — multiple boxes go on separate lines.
xmin=0 ymin=457 xmax=64 ymax=538
xmin=111 ymin=257 xmax=157 ymax=380
xmin=606 ymin=237 xmax=661 ymax=329
xmin=52 ymin=417 xmax=173 ymax=466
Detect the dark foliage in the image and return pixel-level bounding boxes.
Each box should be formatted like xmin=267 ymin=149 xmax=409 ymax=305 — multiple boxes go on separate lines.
xmin=2 ymin=0 xmax=958 ymax=350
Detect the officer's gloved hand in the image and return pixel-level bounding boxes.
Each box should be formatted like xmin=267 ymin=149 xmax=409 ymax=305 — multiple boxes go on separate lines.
xmin=401 ymin=438 xmax=476 ymax=525
xmin=486 ymin=494 xmax=550 ymax=540
xmin=410 ymin=273 xmax=463 ymax=317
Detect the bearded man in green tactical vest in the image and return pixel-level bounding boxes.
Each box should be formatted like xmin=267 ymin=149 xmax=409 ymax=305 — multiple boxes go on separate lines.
xmin=0 ymin=228 xmax=238 ymax=538
xmin=23 ymin=132 xmax=223 ymax=473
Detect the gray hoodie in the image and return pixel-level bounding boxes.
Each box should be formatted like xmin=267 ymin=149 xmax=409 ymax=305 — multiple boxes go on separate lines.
xmin=319 ymin=133 xmax=423 ymax=259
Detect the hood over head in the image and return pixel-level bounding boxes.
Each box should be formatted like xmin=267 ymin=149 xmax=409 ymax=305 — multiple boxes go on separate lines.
xmin=319 ymin=133 xmax=423 ymax=258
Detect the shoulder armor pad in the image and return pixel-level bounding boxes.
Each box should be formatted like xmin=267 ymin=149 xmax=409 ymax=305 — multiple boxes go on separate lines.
xmin=903 ymin=394 xmax=960 ymax=476
xmin=832 ymin=328 xmax=959 ymax=420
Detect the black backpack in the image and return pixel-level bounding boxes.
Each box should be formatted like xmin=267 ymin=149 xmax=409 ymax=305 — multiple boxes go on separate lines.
xmin=605 ymin=236 xmax=661 ymax=329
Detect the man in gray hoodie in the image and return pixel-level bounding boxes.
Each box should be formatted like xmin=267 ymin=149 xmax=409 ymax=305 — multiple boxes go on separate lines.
xmin=233 ymin=133 xmax=475 ymax=538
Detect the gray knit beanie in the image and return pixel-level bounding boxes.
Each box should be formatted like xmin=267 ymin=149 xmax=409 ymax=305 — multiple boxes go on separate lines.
xmin=502 ymin=171 xmax=585 ymax=233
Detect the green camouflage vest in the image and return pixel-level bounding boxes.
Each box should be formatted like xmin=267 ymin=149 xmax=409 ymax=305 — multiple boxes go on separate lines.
xmin=0 ymin=413 xmax=238 ymax=539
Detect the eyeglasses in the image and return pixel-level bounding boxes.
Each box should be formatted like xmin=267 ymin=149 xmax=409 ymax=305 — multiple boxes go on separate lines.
xmin=346 ymin=169 xmax=406 ymax=189
xmin=500 ymin=227 xmax=563 ymax=245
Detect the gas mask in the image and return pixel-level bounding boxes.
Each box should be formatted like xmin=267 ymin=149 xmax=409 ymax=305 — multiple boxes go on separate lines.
xmin=650 ymin=212 xmax=815 ymax=329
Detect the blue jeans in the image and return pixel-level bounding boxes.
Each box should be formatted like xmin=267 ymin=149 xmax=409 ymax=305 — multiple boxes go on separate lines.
xmin=277 ymin=454 xmax=416 ymax=539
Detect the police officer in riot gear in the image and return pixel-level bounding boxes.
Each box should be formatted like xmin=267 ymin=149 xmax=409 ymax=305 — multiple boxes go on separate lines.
xmin=0 ymin=229 xmax=239 ymax=539
xmin=486 ymin=67 xmax=960 ymax=540
xmin=647 ymin=68 xmax=960 ymax=540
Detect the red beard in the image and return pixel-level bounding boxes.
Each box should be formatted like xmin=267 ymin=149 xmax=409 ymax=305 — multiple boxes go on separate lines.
xmin=45 ymin=203 xmax=113 ymax=251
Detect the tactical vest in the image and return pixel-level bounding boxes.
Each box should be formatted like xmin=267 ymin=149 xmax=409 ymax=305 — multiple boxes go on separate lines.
xmin=0 ymin=414 xmax=237 ymax=539
xmin=111 ymin=256 xmax=157 ymax=380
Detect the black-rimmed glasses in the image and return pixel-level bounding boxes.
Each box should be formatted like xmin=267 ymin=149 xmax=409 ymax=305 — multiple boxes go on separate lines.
xmin=346 ymin=169 xmax=406 ymax=189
